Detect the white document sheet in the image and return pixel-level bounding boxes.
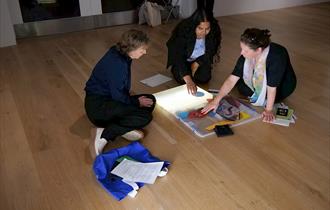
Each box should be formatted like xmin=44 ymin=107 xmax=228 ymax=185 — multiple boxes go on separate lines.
xmin=140 ymin=74 xmax=172 ymax=87
xmin=111 ymin=159 xmax=164 ymax=184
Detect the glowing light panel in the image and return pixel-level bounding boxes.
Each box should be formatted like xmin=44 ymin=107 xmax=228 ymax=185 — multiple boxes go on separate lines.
xmin=154 ymin=85 xmax=213 ymax=114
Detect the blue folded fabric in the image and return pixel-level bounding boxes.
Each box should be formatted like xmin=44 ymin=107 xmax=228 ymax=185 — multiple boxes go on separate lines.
xmin=93 ymin=142 xmax=170 ymax=201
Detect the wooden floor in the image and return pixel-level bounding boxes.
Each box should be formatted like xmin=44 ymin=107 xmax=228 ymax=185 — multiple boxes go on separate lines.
xmin=0 ymin=3 xmax=329 ymax=210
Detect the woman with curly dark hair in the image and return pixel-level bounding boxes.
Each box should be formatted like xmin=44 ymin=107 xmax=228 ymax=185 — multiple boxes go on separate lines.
xmin=202 ymin=28 xmax=297 ymax=123
xmin=166 ymin=8 xmax=221 ymax=95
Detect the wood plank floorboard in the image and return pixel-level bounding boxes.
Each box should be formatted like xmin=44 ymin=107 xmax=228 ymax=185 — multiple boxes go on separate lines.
xmin=0 ymin=2 xmax=329 ymax=210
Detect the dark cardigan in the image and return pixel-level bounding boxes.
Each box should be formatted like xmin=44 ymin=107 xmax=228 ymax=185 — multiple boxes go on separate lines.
xmin=166 ymin=18 xmax=221 ymax=77
xmin=232 ymin=42 xmax=296 ymax=88
xmin=232 ymin=42 xmax=297 ymax=100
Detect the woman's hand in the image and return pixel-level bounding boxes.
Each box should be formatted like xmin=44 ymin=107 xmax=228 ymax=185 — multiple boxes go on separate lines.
xmin=183 ymin=75 xmax=197 ymax=95
xmin=187 ymin=81 xmax=197 ymax=95
xmin=262 ymin=109 xmax=275 ymax=122
xmin=201 ymin=98 xmax=219 ymax=115
xmin=138 ymin=96 xmax=153 ymax=107
xmin=200 ymin=75 xmax=240 ymax=115
xmin=263 ymin=86 xmax=276 ymax=122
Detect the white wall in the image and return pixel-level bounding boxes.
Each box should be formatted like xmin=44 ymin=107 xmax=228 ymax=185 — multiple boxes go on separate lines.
xmin=7 ymin=0 xmax=23 ymax=24
xmin=177 ymin=0 xmax=197 ymax=18
xmin=179 ymin=0 xmax=330 ymax=18
xmin=0 ymin=0 xmax=16 ymax=47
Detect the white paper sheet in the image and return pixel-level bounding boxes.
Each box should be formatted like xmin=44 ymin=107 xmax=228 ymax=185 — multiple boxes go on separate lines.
xmin=111 ymin=159 xmax=164 ymax=184
xmin=140 ymin=74 xmax=172 ymax=87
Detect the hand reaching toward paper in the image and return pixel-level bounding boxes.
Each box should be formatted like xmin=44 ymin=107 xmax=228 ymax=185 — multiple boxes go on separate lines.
xmin=183 ymin=75 xmax=197 ymax=95
xmin=201 ymin=98 xmax=220 ymax=114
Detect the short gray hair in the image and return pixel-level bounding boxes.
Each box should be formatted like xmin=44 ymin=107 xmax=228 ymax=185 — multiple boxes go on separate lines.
xmin=116 ymin=29 xmax=149 ymax=55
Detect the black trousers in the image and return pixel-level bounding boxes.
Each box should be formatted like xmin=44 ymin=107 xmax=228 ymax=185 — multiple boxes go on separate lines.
xmin=171 ymin=61 xmax=212 ymax=84
xmin=236 ymin=78 xmax=297 ymax=102
xmin=85 ymin=94 xmax=156 ymax=141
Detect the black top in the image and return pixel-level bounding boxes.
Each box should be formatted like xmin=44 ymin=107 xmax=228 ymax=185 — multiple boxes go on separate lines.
xmin=84 ymin=46 xmax=138 ymax=105
xmin=232 ymin=42 xmax=296 ymax=88
xmin=166 ymin=18 xmax=221 ymax=77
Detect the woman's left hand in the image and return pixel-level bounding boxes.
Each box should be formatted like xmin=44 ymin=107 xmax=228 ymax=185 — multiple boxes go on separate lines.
xmin=262 ymin=109 xmax=275 ymax=122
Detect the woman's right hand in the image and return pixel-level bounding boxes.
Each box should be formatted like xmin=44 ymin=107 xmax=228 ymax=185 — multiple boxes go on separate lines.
xmin=183 ymin=75 xmax=197 ymax=95
xmin=201 ymin=98 xmax=220 ymax=114
xmin=187 ymin=81 xmax=197 ymax=95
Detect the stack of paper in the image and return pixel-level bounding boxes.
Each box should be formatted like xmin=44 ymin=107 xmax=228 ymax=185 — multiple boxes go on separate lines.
xmin=271 ymin=103 xmax=297 ymax=127
xmin=111 ymin=159 xmax=164 ymax=184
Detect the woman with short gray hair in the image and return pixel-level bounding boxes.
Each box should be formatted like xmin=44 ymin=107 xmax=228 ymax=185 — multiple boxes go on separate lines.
xmin=84 ymin=29 xmax=156 ymax=158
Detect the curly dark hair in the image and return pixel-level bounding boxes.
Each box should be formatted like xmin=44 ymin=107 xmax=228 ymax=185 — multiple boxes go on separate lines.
xmin=185 ymin=8 xmax=216 ymax=33
xmin=240 ymin=28 xmax=271 ymax=50
xmin=171 ymin=9 xmax=222 ymax=63
xmin=116 ymin=29 xmax=149 ymax=55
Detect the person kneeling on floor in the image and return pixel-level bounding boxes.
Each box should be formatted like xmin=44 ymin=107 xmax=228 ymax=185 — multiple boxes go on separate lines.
xmin=201 ymin=28 xmax=296 ymax=122
xmin=84 ymin=29 xmax=156 ymax=157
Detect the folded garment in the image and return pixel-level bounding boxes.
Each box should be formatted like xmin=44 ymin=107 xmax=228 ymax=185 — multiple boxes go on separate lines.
xmin=93 ymin=142 xmax=170 ymax=200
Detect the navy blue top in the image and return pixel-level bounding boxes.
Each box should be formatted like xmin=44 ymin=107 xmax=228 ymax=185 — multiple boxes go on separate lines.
xmin=85 ymin=46 xmax=137 ymax=105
